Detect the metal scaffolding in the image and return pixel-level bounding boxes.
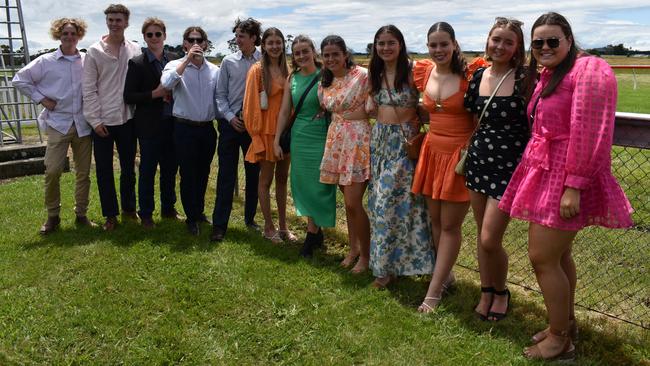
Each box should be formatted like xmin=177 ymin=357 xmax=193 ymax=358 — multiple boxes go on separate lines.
xmin=0 ymin=0 xmax=41 ymax=146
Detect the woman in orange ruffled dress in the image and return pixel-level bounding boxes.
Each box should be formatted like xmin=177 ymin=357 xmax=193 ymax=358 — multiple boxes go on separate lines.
xmin=243 ymin=27 xmax=296 ymax=243
xmin=412 ymin=22 xmax=487 ymax=312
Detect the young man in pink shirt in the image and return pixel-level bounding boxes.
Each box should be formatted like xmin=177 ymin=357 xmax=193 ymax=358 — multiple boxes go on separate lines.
xmin=82 ymin=4 xmax=141 ymax=231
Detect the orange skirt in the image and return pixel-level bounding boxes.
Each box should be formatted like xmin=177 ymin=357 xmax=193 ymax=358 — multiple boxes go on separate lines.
xmin=245 ymin=133 xmax=277 ymax=163
xmin=411 ymin=132 xmax=469 ymax=202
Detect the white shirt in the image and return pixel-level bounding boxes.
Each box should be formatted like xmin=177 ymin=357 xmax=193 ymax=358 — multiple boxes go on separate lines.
xmin=12 ymin=48 xmax=91 ymax=137
xmin=82 ymin=36 xmax=141 ymax=128
xmin=161 ymin=57 xmax=221 ymax=122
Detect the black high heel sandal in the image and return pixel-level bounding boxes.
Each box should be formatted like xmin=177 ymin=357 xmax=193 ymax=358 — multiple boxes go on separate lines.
xmin=487 ymin=288 xmax=511 ymax=321
xmin=475 ymin=286 xmax=495 ymax=321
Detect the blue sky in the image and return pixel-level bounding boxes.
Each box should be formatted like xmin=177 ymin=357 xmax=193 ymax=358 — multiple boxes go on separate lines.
xmin=6 ymin=1 xmax=650 ymax=55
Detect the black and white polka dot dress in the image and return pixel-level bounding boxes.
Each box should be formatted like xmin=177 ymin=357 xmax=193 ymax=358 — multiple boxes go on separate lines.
xmin=463 ymin=67 xmax=530 ymax=200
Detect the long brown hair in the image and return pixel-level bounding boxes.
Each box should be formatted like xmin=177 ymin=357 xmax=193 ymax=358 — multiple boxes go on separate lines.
xmin=368 ymin=25 xmax=411 ymax=95
xmin=260 ymin=27 xmax=289 ymax=93
xmin=526 ymin=12 xmax=580 ymax=100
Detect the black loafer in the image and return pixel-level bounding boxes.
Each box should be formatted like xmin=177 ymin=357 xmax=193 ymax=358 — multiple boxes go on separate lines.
xmin=186 ymin=222 xmax=200 ymax=236
xmin=210 ymin=227 xmax=225 ymax=242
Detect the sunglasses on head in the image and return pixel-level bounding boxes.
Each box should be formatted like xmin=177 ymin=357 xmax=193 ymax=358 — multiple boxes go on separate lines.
xmin=494 ymin=17 xmax=523 ymax=27
xmin=185 ymin=37 xmax=204 ymax=44
xmin=531 ymin=36 xmax=566 ymax=50
xmin=145 ymin=31 xmax=163 ymax=38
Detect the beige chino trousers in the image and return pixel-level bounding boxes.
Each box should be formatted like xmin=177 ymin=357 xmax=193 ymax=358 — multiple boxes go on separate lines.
xmin=44 ymin=124 xmax=92 ymax=217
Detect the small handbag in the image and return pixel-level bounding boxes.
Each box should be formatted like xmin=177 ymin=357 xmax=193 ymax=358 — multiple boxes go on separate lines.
xmin=279 ymin=72 xmax=320 ymax=154
xmin=259 ymin=67 xmax=269 ymax=110
xmin=382 ymin=72 xmax=424 ymax=161
xmin=259 ymin=90 xmax=269 ymax=110
xmin=455 ymin=68 xmax=514 ymax=175
xmin=404 ymin=129 xmax=425 ymax=160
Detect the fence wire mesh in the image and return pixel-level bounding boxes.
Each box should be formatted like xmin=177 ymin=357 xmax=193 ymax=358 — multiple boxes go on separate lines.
xmin=456 ymin=119 xmax=650 ymax=329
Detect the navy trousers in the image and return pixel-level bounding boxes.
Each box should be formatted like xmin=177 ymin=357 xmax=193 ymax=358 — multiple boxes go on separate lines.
xmin=137 ymin=117 xmax=178 ymax=218
xmin=174 ymin=121 xmax=216 ymax=224
xmin=92 ymin=120 xmax=137 ymax=218
xmin=212 ymin=119 xmax=259 ymax=231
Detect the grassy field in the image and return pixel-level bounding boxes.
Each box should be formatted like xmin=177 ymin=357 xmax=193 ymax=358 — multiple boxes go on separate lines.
xmin=0 ymin=173 xmax=649 ymax=365
xmin=1 ymin=55 xmax=648 ymax=364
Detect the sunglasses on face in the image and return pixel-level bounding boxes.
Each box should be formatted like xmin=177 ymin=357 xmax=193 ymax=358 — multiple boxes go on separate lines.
xmin=146 ymin=31 xmax=163 ymax=38
xmin=531 ymin=36 xmax=566 ymax=50
xmin=185 ymin=37 xmax=204 ymax=44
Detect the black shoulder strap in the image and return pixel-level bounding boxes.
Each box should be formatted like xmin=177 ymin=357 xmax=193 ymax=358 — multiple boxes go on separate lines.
xmin=292 ymin=72 xmax=320 ymax=119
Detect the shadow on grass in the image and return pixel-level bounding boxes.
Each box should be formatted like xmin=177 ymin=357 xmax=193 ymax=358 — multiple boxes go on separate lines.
xmin=16 ymin=204 xmax=648 ymax=364
xmin=385 ymin=274 xmax=646 ymax=365
xmin=18 ymin=218 xmax=221 ymax=253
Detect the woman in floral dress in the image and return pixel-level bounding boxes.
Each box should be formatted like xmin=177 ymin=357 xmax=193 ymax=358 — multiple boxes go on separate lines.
xmin=319 ymin=35 xmax=371 ymax=273
xmin=367 ymin=25 xmax=434 ymax=288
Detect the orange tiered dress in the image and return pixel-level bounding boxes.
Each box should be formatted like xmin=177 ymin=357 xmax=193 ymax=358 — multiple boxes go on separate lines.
xmin=411 ymin=59 xmax=475 ymax=202
xmin=242 ymin=62 xmax=285 ymax=163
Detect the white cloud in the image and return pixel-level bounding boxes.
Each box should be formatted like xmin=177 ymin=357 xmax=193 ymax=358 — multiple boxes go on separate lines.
xmin=4 ymin=0 xmax=650 ymax=55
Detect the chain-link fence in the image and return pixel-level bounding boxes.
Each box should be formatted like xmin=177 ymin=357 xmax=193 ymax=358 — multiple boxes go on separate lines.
xmin=456 ymin=113 xmax=650 ymax=329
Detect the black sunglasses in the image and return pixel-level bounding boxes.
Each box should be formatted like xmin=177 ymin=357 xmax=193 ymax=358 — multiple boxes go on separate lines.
xmin=145 ymin=31 xmax=163 ymax=38
xmin=185 ymin=37 xmax=204 ymax=44
xmin=531 ymin=36 xmax=566 ymax=50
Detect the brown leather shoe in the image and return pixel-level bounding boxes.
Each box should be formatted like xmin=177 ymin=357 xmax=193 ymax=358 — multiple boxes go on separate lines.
xmin=161 ymin=209 xmax=184 ymax=221
xmin=121 ymin=210 xmax=138 ymax=221
xmin=102 ymin=216 xmax=118 ymax=231
xmin=39 ymin=216 xmax=60 ymax=235
xmin=140 ymin=216 xmax=155 ymax=229
xmin=75 ymin=215 xmax=98 ymax=228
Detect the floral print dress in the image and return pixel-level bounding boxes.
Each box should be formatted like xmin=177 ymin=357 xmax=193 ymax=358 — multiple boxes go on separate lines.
xmin=318 ymin=65 xmax=371 ymax=185
xmin=368 ymin=84 xmax=434 ymax=277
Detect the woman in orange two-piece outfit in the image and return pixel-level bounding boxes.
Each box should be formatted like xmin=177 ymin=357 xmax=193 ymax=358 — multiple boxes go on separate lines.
xmin=412 ymin=22 xmax=485 ymax=312
xmin=243 ymin=28 xmax=296 ymax=243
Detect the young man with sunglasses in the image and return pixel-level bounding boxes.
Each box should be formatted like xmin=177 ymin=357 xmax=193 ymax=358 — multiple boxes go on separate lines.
xmin=161 ymin=26 xmax=220 ymax=236
xmin=124 ymin=17 xmax=181 ymax=228
xmin=83 ymin=4 xmax=141 ymax=231
xmin=212 ymin=17 xmax=262 ymax=242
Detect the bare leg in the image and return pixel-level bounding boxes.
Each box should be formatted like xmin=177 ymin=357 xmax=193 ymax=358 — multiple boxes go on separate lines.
xmin=524 ymin=223 xmax=577 ymax=357
xmin=480 ymin=197 xmax=511 ymax=319
xmin=274 ymin=157 xmax=290 ymax=231
xmin=306 ymin=217 xmax=319 ymax=234
xmin=419 ymin=199 xmax=469 ymax=312
xmin=469 ymin=191 xmax=492 ymax=318
xmin=258 ymin=160 xmax=276 ymax=236
xmin=342 ymin=182 xmax=370 ymax=273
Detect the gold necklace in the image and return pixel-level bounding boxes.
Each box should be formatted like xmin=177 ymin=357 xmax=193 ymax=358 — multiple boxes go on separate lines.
xmin=434 ymin=75 xmax=446 ymax=112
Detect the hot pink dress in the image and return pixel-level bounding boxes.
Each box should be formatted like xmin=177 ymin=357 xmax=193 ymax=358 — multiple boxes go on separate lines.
xmin=499 ymin=56 xmax=633 ymax=231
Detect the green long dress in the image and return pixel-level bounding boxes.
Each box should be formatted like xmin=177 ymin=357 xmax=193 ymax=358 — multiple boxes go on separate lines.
xmin=290 ymin=70 xmax=336 ymax=227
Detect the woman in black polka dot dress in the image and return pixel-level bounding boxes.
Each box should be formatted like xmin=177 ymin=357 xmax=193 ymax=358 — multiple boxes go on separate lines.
xmin=463 ymin=17 xmax=531 ymax=322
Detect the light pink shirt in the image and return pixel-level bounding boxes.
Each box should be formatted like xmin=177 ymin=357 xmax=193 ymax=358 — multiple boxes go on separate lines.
xmin=82 ymin=36 xmax=141 ymax=128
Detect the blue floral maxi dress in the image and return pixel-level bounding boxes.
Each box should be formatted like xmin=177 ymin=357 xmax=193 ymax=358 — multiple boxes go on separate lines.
xmin=368 ymin=104 xmax=435 ymax=277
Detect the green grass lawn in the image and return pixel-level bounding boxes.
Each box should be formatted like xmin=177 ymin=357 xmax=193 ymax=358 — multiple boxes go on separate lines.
xmin=1 ymin=173 xmax=648 ymax=365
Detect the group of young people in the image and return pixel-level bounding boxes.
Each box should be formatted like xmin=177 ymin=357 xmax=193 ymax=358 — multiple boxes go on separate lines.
xmin=14 ymin=5 xmax=634 ymax=361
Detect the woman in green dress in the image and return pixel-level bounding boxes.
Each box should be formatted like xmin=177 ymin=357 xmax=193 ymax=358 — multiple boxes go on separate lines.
xmin=274 ymin=35 xmax=336 ymax=257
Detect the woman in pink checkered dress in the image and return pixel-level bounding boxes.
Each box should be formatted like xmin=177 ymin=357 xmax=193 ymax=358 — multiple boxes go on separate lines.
xmin=498 ymin=12 xmax=633 ymax=361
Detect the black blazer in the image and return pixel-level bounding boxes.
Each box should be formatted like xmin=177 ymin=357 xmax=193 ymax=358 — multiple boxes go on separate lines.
xmin=124 ymin=50 xmax=178 ymax=138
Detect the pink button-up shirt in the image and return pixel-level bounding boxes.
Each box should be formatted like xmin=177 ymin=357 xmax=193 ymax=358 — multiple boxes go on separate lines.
xmin=82 ymin=36 xmax=141 ymax=128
